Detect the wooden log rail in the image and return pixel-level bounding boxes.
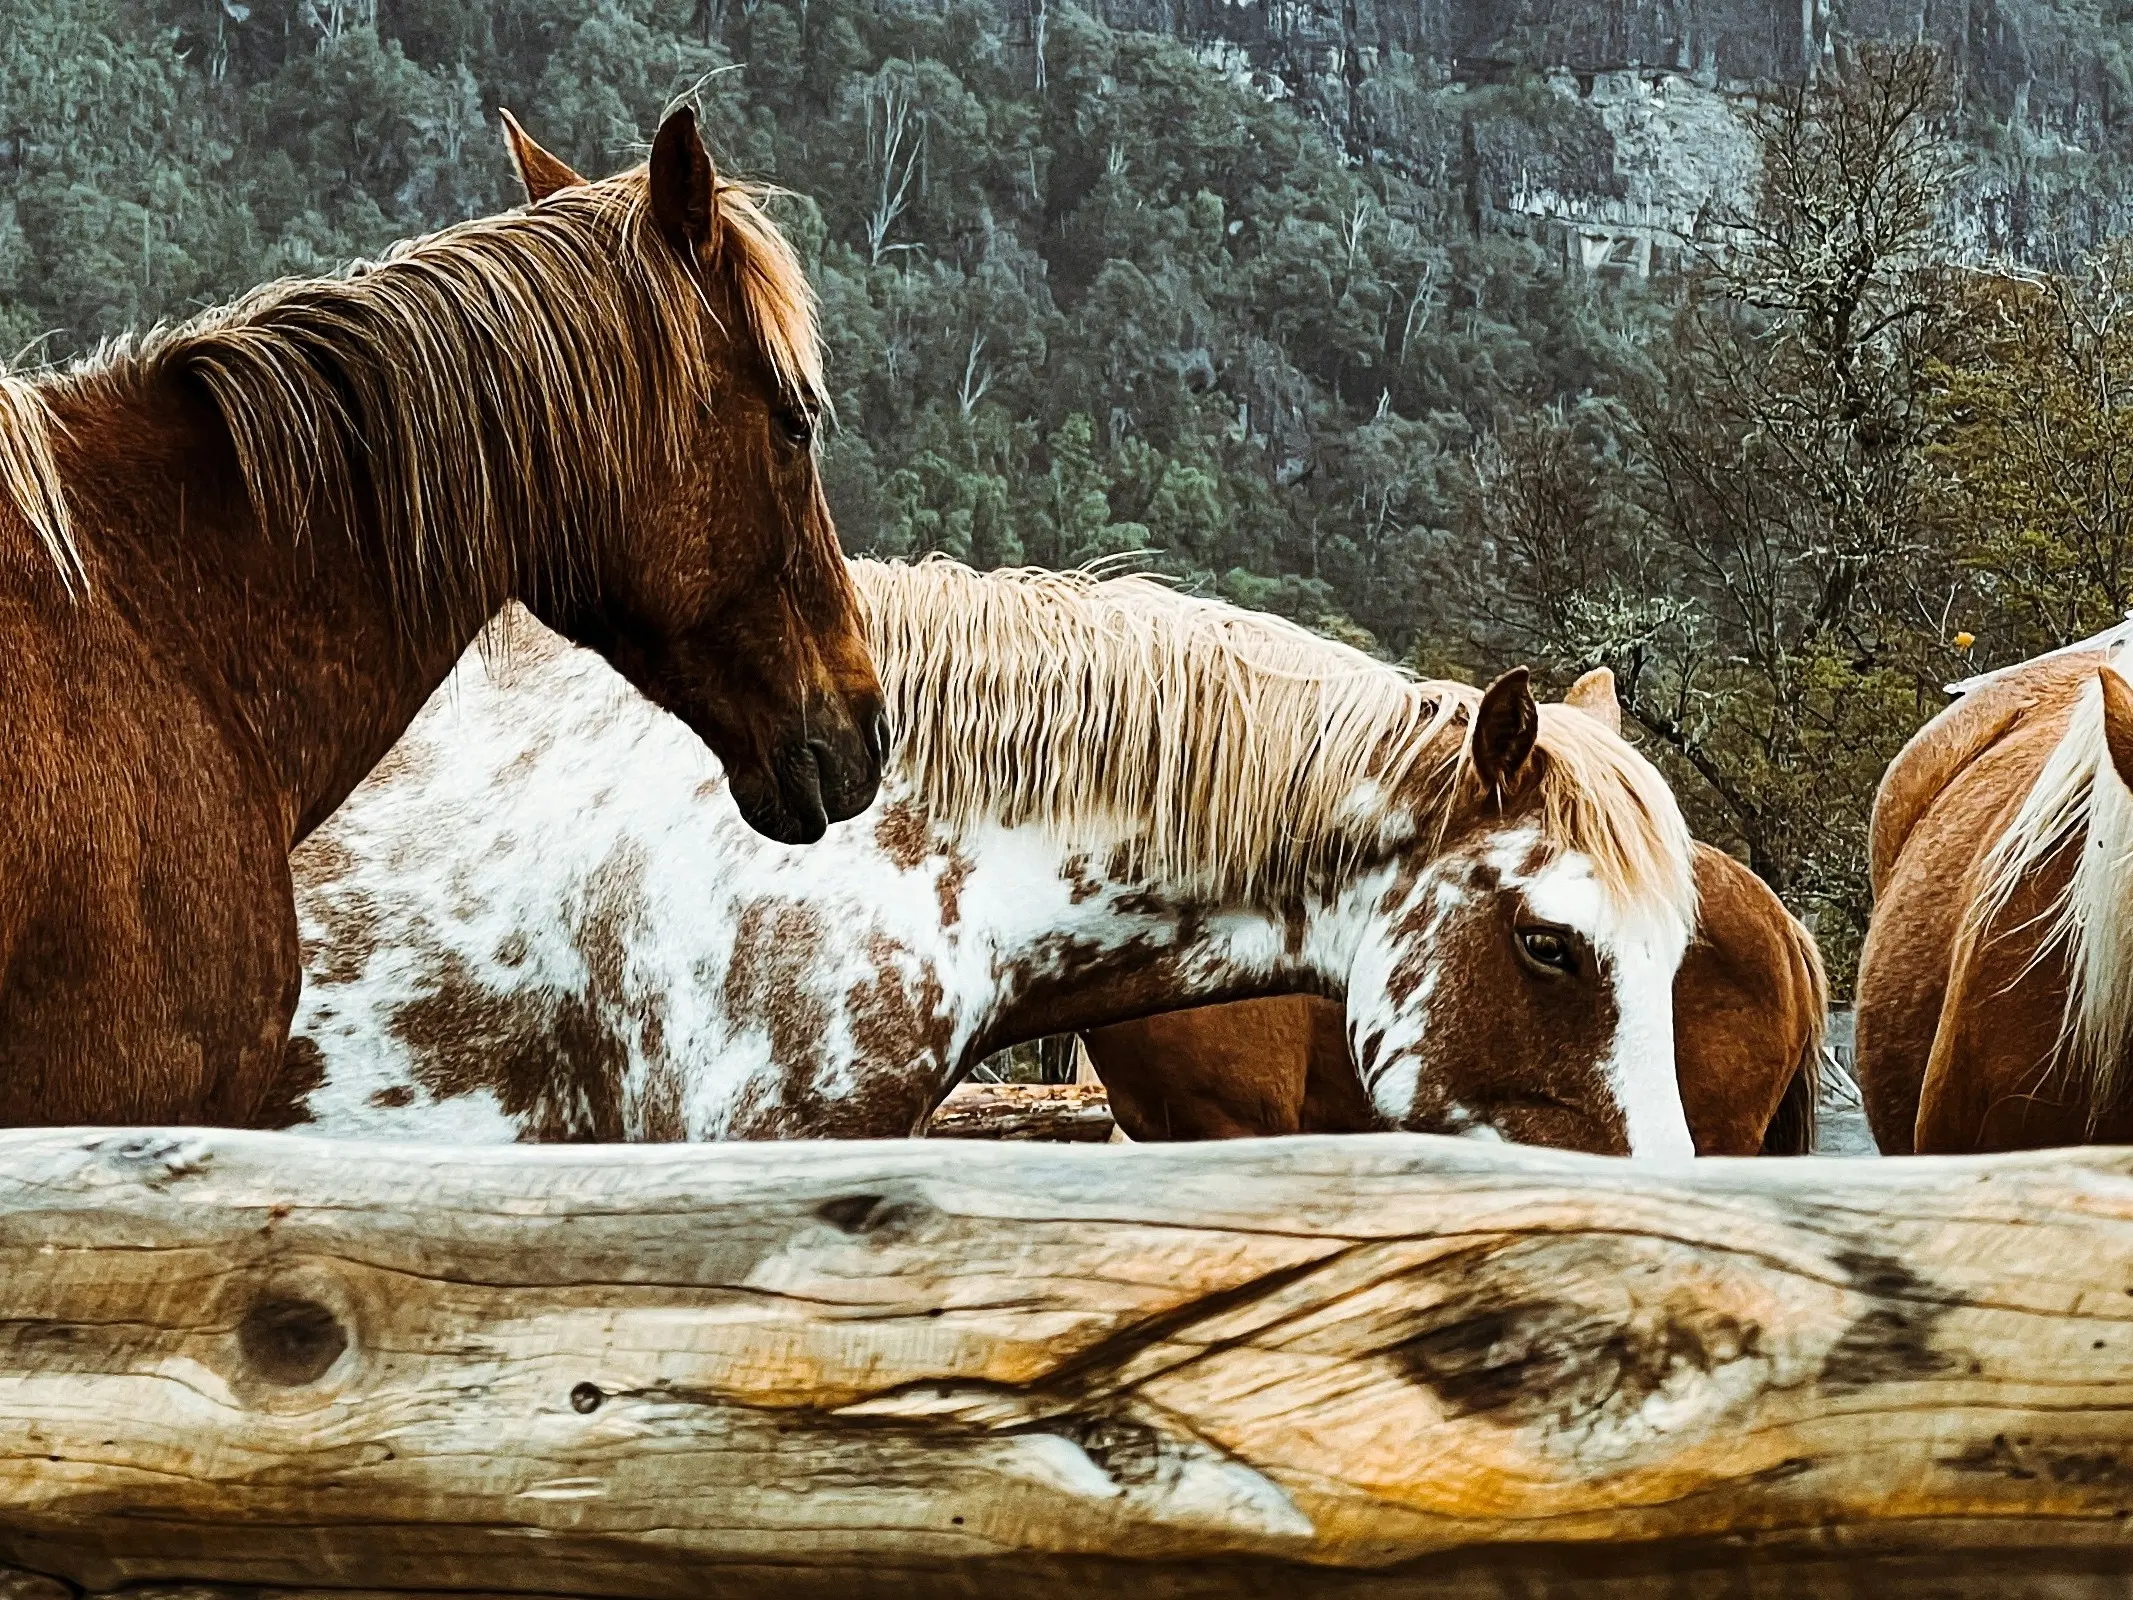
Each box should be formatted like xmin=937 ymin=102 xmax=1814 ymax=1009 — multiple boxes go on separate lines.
xmin=1 ymin=1129 xmax=2132 ymax=1598
xmin=924 ymin=1080 xmax=1116 ymax=1141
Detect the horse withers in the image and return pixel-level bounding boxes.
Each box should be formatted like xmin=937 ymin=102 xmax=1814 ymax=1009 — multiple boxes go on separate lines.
xmin=1859 ymin=631 xmax=2133 ymax=1151
xmin=1081 ymin=841 xmax=1828 ymax=1155
xmin=279 ymin=561 xmax=1701 ymax=1156
xmin=0 ymin=110 xmax=881 ymax=1127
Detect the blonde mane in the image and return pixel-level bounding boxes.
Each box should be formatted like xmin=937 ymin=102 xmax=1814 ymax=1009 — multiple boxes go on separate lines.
xmin=856 ymin=557 xmax=1696 ymax=924
xmin=0 ymin=370 xmax=86 ymax=592
xmin=1 ymin=167 xmax=819 ymax=620
xmin=1974 ymin=652 xmax=2133 ymax=1124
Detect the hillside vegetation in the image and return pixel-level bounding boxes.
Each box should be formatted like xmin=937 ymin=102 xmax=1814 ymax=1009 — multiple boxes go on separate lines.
xmin=6 ymin=1 xmax=2130 ymax=980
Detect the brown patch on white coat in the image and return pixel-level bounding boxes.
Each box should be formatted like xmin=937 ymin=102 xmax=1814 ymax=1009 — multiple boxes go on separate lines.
xmin=275 ymin=561 xmax=1698 ymax=1155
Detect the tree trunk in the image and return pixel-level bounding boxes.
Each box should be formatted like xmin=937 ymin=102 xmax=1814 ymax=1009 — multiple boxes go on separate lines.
xmin=923 ymin=1081 xmax=1116 ymax=1140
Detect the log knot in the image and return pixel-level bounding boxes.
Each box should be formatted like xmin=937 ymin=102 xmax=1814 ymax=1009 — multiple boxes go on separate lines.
xmin=238 ymin=1295 xmax=347 ymax=1387
xmin=90 ymin=1132 xmax=210 ymax=1189
xmin=1392 ymin=1294 xmax=1760 ymax=1432
xmin=1818 ymin=1249 xmax=1955 ymax=1393
xmin=816 ymin=1191 xmax=931 ymax=1238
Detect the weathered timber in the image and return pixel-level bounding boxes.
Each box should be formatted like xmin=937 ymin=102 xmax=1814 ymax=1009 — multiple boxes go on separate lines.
xmin=924 ymin=1081 xmax=1116 ymax=1141
xmin=2 ymin=1129 xmax=2132 ymax=1600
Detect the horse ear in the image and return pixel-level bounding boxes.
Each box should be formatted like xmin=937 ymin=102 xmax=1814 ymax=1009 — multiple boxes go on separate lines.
xmin=499 ymin=109 xmax=586 ymax=203
xmin=649 ymin=105 xmax=722 ymax=267
xmin=1470 ymin=667 xmax=1541 ymax=803
xmin=2099 ymin=665 xmax=2133 ymax=794
xmin=1563 ymin=666 xmax=1622 ymax=736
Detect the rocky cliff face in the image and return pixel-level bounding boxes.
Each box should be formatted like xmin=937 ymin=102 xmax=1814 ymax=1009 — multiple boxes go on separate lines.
xmin=1089 ymin=0 xmax=2133 ymax=265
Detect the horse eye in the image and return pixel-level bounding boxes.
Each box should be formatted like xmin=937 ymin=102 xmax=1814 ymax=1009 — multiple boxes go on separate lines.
xmin=1516 ymin=926 xmax=1578 ymax=976
xmin=774 ymin=408 xmax=814 ymax=449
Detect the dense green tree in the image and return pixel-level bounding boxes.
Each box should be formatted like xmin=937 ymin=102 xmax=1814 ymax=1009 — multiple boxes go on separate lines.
xmin=1929 ymin=247 xmax=2133 ymax=661
xmin=33 ymin=0 xmax=2121 ymax=989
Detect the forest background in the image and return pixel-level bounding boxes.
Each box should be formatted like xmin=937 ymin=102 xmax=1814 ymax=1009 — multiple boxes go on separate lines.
xmin=10 ymin=0 xmax=2133 ymax=985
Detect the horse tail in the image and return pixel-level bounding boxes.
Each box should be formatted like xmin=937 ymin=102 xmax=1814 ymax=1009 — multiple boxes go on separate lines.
xmin=1760 ymin=902 xmax=1830 ymax=1156
xmin=1974 ymin=658 xmax=2133 ymax=1131
xmin=1073 ymin=1035 xmax=1103 ymax=1086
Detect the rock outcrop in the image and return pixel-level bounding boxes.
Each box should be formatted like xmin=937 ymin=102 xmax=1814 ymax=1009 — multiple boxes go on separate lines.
xmin=1087 ymin=0 xmax=2133 ymax=265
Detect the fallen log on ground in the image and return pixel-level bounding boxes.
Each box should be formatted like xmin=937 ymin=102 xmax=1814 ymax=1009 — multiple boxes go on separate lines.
xmin=924 ymin=1081 xmax=1115 ymax=1141
xmin=1 ymin=1128 xmax=2131 ymax=1598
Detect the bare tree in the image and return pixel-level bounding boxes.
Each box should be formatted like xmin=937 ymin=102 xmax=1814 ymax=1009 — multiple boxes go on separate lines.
xmin=301 ymin=0 xmax=376 ymax=42
xmin=861 ymin=68 xmax=926 ymax=267
xmin=1470 ymin=42 xmax=1970 ymax=981
xmin=957 ymin=329 xmax=994 ymax=417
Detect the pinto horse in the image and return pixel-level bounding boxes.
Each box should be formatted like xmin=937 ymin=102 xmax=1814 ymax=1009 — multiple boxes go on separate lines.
xmin=0 ymin=110 xmax=882 ymax=1128
xmin=1079 ymin=841 xmax=1827 ymax=1154
xmin=278 ymin=560 xmax=1701 ymax=1154
xmin=1858 ymin=629 xmax=2133 ymax=1151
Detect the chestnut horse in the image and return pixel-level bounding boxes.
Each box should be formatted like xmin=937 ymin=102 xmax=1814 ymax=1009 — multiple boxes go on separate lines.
xmin=0 ymin=109 xmax=881 ymax=1128
xmin=1857 ymin=628 xmax=2133 ymax=1151
xmin=276 ymin=560 xmax=1700 ymax=1154
xmin=1079 ymin=841 xmax=1827 ymax=1154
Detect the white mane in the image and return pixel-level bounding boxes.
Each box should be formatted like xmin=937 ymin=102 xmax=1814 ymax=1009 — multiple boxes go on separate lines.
xmin=855 ymin=557 xmax=1696 ymax=923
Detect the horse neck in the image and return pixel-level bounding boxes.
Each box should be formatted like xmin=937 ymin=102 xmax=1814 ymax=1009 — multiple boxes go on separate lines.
xmin=46 ymin=371 xmax=510 ymax=846
xmin=911 ymin=806 xmax=1395 ymax=1063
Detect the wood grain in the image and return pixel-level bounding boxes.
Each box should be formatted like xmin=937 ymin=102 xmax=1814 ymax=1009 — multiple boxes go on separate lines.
xmin=1 ymin=1129 xmax=2131 ymax=1598
xmin=924 ymin=1082 xmax=1116 ymax=1141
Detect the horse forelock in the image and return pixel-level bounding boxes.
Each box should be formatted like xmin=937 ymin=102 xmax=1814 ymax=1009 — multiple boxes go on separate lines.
xmin=42 ymin=166 xmax=817 ymax=632
xmin=711 ymin=179 xmax=826 ymax=412
xmin=1519 ymin=703 xmax=1699 ymax=941
xmin=1974 ymin=648 xmax=2133 ymax=1125
xmin=0 ymin=370 xmax=86 ymax=593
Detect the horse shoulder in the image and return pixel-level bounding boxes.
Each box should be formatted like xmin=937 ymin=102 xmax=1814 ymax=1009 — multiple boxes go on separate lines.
xmin=0 ymin=595 xmax=302 ymax=1124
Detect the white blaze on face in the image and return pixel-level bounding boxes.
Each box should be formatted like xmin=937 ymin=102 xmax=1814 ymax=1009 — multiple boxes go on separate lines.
xmin=1519 ymin=849 xmax=1695 ymax=1161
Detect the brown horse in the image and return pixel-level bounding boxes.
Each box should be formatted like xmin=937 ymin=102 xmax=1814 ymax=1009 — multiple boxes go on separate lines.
xmin=1857 ymin=631 xmax=2133 ymax=1151
xmin=1082 ymin=841 xmax=1827 ymax=1153
xmin=1081 ymin=670 xmax=1828 ymax=1155
xmin=0 ymin=109 xmax=882 ymax=1128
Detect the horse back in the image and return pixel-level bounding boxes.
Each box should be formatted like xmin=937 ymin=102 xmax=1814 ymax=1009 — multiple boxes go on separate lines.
xmin=1870 ymin=655 xmax=2101 ymax=896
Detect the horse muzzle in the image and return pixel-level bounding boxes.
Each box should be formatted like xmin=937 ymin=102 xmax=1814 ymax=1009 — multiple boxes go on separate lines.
xmin=728 ymin=690 xmax=885 ymax=845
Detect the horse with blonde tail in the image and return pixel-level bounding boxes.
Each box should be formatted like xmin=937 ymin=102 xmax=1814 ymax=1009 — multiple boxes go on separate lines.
xmin=1859 ymin=627 xmax=2133 ymax=1151
xmin=0 ymin=109 xmax=882 ymax=1128
xmin=281 ymin=560 xmax=1701 ymax=1156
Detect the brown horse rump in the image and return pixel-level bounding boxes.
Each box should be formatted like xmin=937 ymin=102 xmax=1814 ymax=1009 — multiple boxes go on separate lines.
xmin=1859 ymin=643 xmax=2133 ymax=1151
